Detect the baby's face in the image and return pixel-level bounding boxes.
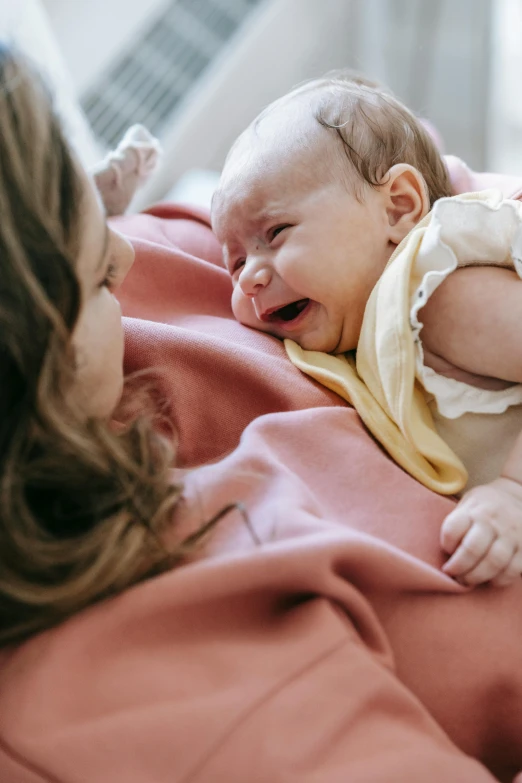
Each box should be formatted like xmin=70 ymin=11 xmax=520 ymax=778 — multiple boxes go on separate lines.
xmin=212 ymin=112 xmax=394 ymax=354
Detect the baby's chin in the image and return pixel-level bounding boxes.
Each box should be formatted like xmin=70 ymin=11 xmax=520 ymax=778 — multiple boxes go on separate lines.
xmin=291 ymin=323 xmax=351 ymax=354
xmin=299 ymin=337 xmax=341 ymax=353
xmin=270 ymin=332 xmax=333 ymax=355
xmin=319 ymin=322 xmax=360 ymax=355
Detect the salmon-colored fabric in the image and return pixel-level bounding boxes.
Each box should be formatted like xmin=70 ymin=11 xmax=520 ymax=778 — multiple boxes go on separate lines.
xmin=445 ymin=154 xmax=522 ymax=202
xmin=0 ymin=187 xmax=521 ymax=782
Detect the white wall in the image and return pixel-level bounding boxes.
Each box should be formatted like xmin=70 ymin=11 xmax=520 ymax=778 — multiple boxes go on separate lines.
xmin=351 ymin=0 xmax=492 ymax=172
xmin=18 ymin=0 xmax=501 ymax=205
xmin=42 ymin=0 xmax=169 ymax=93
xmin=0 ymin=0 xmax=102 ymax=165
xmin=488 ymin=0 xmax=522 ymax=175
xmin=135 ymin=0 xmax=357 ymax=207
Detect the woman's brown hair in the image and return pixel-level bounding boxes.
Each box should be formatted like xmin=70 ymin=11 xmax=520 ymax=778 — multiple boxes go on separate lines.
xmin=0 ymin=46 xmax=185 ymax=645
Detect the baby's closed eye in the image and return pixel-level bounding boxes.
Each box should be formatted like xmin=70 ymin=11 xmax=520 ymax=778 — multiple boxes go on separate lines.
xmin=230 ymin=257 xmax=246 ymax=276
xmin=267 ymin=224 xmax=292 ymax=242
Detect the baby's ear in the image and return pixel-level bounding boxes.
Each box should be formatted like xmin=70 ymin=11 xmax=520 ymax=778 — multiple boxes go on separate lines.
xmin=381 ymin=164 xmax=430 ymax=244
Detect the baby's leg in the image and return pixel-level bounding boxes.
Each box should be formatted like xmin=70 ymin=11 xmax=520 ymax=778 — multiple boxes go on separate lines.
xmin=91 ymin=125 xmax=162 ymax=216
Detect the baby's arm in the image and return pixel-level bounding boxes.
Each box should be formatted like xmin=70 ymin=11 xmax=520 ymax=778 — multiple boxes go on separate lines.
xmin=420 ymin=265 xmax=522 ymax=586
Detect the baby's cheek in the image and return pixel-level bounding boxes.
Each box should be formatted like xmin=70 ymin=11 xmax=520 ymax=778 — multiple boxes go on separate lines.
xmin=231 ymin=286 xmax=278 ymax=337
xmin=231 ymin=286 xmax=256 ymax=326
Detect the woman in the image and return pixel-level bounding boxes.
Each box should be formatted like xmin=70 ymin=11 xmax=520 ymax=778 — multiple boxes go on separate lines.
xmin=0 ymin=45 xmax=520 ymax=783
xmin=0 ymin=44 xmax=183 ymax=645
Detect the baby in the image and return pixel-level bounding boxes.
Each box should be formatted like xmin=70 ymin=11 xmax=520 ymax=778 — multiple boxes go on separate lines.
xmin=211 ymin=73 xmax=522 ymax=588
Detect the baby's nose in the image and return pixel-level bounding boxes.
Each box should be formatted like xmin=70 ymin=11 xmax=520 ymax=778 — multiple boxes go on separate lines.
xmin=239 ymin=260 xmax=271 ymax=297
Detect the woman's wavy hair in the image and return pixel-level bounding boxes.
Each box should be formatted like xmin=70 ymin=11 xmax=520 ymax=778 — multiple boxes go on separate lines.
xmin=254 ymin=70 xmax=452 ymax=207
xmin=0 ymin=46 xmax=189 ymax=645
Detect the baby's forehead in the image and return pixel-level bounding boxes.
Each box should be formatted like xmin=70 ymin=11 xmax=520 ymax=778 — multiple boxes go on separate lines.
xmin=212 ymin=164 xmax=271 ymax=236
xmin=217 ymin=110 xmax=334 ymax=200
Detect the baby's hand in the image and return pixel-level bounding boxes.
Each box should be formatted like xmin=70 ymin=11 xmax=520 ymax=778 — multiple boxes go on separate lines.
xmin=441 ymin=477 xmax=522 ymax=586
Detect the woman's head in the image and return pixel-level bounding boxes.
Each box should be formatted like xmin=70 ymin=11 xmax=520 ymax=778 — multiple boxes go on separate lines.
xmin=71 ymin=166 xmax=135 ymax=418
xmin=0 ymin=44 xmax=135 ymax=422
xmin=0 ymin=46 xmax=180 ymax=645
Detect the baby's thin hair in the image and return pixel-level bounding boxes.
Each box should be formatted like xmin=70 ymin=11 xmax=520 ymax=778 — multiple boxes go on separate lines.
xmin=258 ymin=70 xmax=452 ymax=207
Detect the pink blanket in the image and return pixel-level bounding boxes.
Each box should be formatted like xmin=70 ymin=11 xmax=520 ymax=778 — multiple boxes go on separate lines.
xmin=0 ymin=166 xmax=521 ymax=782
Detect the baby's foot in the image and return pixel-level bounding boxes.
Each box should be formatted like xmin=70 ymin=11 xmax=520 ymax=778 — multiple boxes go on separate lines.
xmin=92 ymin=125 xmax=162 ymax=216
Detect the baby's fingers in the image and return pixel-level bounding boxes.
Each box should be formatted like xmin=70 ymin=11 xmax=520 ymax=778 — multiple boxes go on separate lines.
xmin=454 ymin=537 xmax=515 ymax=585
xmin=440 ymin=507 xmax=473 ymax=555
xmin=491 ymin=548 xmax=522 ymax=587
xmin=442 ymin=521 xmax=495 ymax=578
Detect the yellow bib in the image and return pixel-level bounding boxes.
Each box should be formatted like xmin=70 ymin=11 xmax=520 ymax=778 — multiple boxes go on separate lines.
xmin=286 ymin=191 xmax=521 ymax=496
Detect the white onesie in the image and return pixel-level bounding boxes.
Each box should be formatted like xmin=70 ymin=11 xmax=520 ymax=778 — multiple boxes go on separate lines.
xmin=410 ymin=194 xmax=522 ymax=490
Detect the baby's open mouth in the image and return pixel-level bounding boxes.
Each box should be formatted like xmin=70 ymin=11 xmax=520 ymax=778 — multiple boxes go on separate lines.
xmin=265 ymin=299 xmax=310 ymax=323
